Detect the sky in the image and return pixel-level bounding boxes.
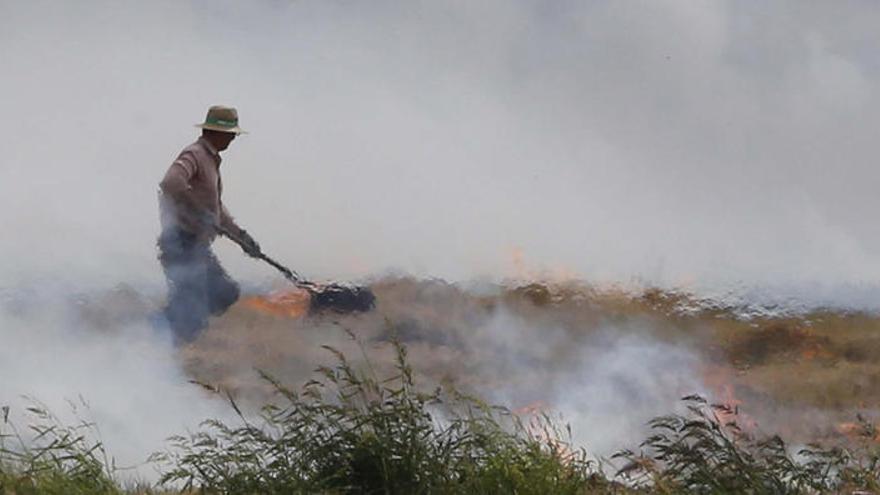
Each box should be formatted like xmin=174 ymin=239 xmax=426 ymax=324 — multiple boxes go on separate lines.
xmin=2 ymin=0 xmax=880 ymax=297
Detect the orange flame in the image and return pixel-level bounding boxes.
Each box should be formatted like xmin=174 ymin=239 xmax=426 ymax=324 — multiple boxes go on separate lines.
xmin=242 ymin=288 xmax=311 ymax=318
xmin=513 ymin=400 xmax=549 ymax=416
xmin=837 ymin=421 xmax=880 ymax=443
xmin=701 ymin=364 xmax=757 ymax=431
xmin=800 ymin=344 xmax=833 ymax=362
xmin=513 ymin=400 xmax=574 ymax=459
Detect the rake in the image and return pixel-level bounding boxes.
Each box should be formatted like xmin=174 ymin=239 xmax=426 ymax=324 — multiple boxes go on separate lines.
xmin=219 ymin=227 xmax=375 ymax=314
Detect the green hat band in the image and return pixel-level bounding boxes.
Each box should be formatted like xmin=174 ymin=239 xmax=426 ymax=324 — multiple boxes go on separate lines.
xmin=205 ymin=117 xmax=238 ymax=127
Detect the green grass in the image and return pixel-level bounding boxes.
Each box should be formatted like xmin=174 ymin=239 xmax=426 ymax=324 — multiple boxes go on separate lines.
xmin=152 ymin=332 xmax=607 ymax=494
xmin=615 ymin=396 xmax=880 ymax=494
xmin=0 ymin=401 xmax=121 ymax=495
xmin=5 ymin=334 xmax=880 ymax=493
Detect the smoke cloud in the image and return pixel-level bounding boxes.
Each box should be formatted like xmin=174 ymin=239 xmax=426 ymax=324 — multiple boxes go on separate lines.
xmin=2 ymin=1 xmax=880 ymax=297
xmin=2 ymin=0 xmax=879 ymax=483
xmin=0 ymin=286 xmax=235 ymax=479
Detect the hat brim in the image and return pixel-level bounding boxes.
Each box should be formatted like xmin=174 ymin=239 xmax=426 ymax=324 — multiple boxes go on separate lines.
xmin=195 ymin=123 xmax=248 ymax=135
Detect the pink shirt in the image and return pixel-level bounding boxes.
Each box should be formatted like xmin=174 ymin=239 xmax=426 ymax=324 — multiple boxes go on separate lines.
xmin=159 ymin=137 xmax=241 ymax=242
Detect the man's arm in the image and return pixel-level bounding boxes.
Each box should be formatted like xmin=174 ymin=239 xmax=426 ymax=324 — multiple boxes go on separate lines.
xmin=219 ymin=204 xmax=243 ymax=239
xmin=220 ymin=203 xmax=261 ymax=257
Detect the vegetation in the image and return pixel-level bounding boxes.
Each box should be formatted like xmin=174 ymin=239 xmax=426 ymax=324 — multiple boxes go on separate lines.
xmin=5 ymin=336 xmax=880 ymax=493
xmin=0 ymin=401 xmax=120 ymax=495
xmin=152 ymin=334 xmax=606 ymax=494
xmin=615 ymin=396 xmax=880 ymax=494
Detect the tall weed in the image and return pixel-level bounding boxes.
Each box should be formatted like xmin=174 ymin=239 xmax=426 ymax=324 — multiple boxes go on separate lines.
xmin=614 ymin=395 xmax=880 ymax=494
xmin=0 ymin=400 xmax=120 ymax=494
xmin=153 ymin=333 xmax=607 ymax=494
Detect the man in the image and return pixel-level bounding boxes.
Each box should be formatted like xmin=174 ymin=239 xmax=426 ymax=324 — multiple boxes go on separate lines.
xmin=157 ymin=105 xmax=261 ymax=344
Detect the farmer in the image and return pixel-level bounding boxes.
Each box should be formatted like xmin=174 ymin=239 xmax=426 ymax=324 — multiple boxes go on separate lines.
xmin=157 ymin=105 xmax=261 ymax=344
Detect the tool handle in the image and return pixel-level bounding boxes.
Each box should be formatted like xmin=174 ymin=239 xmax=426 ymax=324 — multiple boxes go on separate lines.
xmin=216 ymin=225 xmax=313 ymax=290
xmin=260 ymin=254 xmax=320 ymax=291
xmin=259 ymin=253 xmax=299 ymax=282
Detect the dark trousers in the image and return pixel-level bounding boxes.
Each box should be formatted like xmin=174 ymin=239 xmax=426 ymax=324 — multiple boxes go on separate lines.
xmin=158 ymin=228 xmax=239 ymax=344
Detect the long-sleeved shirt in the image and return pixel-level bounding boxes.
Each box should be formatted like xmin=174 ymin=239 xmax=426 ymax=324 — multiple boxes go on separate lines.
xmin=159 ymin=137 xmax=242 ymax=242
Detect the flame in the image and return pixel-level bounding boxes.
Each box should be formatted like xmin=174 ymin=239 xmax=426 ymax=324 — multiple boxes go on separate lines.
xmin=242 ymin=288 xmax=311 ymax=318
xmin=513 ymin=400 xmax=549 ymax=416
xmin=701 ymin=364 xmax=757 ymax=431
xmin=800 ymin=343 xmax=833 ymax=362
xmin=505 ymin=246 xmax=580 ymax=284
xmin=837 ymin=421 xmax=880 ymax=443
xmin=512 ymin=400 xmax=575 ymax=460
xmin=508 ymin=246 xmax=528 ymax=278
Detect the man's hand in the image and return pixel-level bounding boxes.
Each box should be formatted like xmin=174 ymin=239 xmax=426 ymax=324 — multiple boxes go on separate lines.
xmin=238 ymin=229 xmax=262 ymax=258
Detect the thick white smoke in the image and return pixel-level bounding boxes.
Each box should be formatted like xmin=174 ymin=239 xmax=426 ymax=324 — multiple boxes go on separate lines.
xmin=2 ymin=0 xmax=880 ymax=483
xmin=460 ymin=309 xmax=704 ymax=455
xmin=0 ymin=286 xmax=234 ymax=479
xmin=2 ymin=0 xmax=880 ymax=296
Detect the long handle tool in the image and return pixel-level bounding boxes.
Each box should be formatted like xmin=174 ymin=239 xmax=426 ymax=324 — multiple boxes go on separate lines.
xmin=220 ymin=228 xmax=375 ymax=314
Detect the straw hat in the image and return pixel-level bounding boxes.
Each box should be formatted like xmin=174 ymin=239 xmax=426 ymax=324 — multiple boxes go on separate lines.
xmin=195 ymin=105 xmax=247 ymax=134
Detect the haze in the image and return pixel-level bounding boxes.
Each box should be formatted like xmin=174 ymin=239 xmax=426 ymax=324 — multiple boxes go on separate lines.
xmin=3 ymin=1 xmax=880 ymax=307
xmin=6 ymin=1 xmax=880 ymax=480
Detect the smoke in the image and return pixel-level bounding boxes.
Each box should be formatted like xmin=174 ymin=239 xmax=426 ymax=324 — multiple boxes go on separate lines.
xmin=2 ymin=0 xmax=879 ymax=483
xmin=0 ymin=285 xmax=234 ymax=479
xmin=458 ymin=309 xmax=705 ymax=455
xmin=2 ymin=1 xmax=880 ymax=297
xmin=172 ymin=278 xmax=709 ymax=461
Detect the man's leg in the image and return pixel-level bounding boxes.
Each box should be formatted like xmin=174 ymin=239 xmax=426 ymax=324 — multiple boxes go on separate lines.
xmin=205 ymin=250 xmax=240 ymax=316
xmin=158 ymin=229 xmax=211 ymax=344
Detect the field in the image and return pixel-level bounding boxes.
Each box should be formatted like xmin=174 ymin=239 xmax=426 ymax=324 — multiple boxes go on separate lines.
xmin=186 ymin=277 xmax=880 ymax=446
xmin=5 ymin=277 xmax=880 ymax=493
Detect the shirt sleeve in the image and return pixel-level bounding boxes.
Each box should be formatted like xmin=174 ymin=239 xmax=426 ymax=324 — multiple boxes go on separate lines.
xmin=159 ymin=152 xmax=198 ymax=197
xmin=159 ymin=152 xmax=205 ymax=233
xmin=220 ymin=203 xmax=243 ymax=238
